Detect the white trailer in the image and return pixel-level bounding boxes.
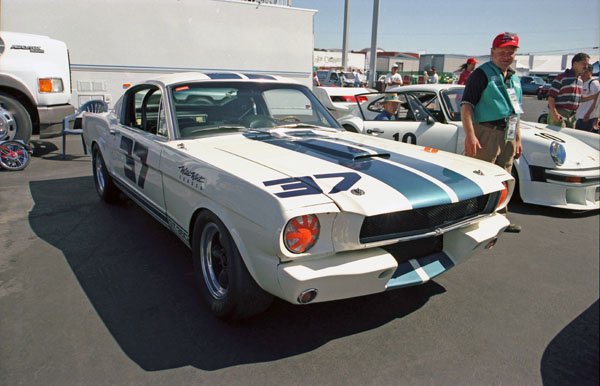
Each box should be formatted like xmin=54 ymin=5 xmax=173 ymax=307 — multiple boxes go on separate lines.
xmin=1 ymin=0 xmax=316 ymax=110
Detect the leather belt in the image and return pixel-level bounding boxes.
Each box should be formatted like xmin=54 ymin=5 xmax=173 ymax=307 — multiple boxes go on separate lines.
xmin=481 ymin=122 xmax=505 ymax=131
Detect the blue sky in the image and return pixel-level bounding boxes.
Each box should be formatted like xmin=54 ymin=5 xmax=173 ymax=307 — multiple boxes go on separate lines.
xmin=292 ymin=0 xmax=600 ymax=56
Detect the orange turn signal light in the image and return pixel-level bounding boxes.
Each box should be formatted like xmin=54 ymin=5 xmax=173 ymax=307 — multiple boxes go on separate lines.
xmin=564 ymin=177 xmax=582 ymax=183
xmin=496 ymin=181 xmax=509 ymax=209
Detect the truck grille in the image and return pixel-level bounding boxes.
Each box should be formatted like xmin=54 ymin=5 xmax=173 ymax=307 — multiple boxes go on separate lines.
xmin=359 ymin=193 xmax=499 ymax=244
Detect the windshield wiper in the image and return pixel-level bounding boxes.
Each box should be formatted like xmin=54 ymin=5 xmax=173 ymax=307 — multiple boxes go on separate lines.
xmin=213 ymin=125 xmax=246 ymax=130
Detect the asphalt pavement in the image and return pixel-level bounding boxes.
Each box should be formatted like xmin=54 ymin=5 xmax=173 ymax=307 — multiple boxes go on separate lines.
xmin=0 ymin=111 xmax=598 ymax=385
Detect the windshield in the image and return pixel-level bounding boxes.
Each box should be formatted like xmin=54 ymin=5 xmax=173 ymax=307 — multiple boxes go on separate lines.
xmin=169 ymin=82 xmax=340 ymax=138
xmin=440 ymin=88 xmax=464 ymax=121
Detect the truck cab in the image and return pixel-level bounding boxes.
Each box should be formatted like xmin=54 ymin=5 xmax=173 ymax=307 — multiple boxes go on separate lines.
xmin=0 ymin=31 xmax=75 ymax=141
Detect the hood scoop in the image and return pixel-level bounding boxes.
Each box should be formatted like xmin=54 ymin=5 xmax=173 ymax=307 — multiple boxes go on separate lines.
xmin=296 ymin=139 xmax=390 ymax=162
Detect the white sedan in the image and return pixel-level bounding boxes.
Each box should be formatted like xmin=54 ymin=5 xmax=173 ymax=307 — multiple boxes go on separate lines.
xmin=336 ymin=84 xmax=600 ymax=211
xmin=83 ymin=73 xmax=514 ymax=320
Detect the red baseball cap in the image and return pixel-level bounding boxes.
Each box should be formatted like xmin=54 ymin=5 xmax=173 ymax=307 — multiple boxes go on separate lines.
xmin=467 ymin=57 xmax=477 ymax=64
xmin=492 ymin=32 xmax=519 ymax=48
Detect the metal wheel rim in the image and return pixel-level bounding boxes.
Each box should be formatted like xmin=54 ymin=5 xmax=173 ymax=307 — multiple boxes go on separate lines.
xmin=94 ymin=153 xmax=106 ymax=193
xmin=0 ymin=142 xmax=29 ymax=169
xmin=0 ymin=105 xmax=16 ymax=141
xmin=200 ymin=222 xmax=229 ymax=299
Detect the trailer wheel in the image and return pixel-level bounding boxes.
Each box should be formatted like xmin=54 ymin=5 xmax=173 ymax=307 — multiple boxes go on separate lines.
xmin=0 ymin=92 xmax=32 ymax=143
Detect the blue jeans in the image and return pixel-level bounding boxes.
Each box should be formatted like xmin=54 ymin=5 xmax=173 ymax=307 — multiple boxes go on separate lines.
xmin=575 ymin=118 xmax=597 ymax=132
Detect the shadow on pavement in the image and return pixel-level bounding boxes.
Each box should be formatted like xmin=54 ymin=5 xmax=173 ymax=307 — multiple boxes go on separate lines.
xmin=508 ymin=200 xmax=599 ymax=219
xmin=28 ymin=176 xmax=445 ymax=371
xmin=30 ymin=140 xmax=58 ymax=157
xmin=541 ymin=299 xmax=599 ymax=385
xmin=30 ymin=139 xmax=90 ymax=161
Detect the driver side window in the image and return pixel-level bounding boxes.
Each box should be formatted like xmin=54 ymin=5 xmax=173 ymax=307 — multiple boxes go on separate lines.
xmin=366 ymin=94 xmax=410 ymax=120
xmin=121 ymin=86 xmax=163 ymax=135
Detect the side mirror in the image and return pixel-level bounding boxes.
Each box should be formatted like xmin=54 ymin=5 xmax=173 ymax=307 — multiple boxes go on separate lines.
xmin=426 ymin=116 xmax=435 ymax=125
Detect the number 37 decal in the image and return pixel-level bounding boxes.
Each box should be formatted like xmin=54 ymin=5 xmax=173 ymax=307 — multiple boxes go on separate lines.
xmin=120 ymin=136 xmax=149 ymax=188
xmin=264 ymin=172 xmax=361 ymax=198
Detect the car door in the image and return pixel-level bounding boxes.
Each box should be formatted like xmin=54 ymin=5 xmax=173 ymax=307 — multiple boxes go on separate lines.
xmin=359 ymin=91 xmax=460 ymax=152
xmin=110 ymin=85 xmax=167 ymax=218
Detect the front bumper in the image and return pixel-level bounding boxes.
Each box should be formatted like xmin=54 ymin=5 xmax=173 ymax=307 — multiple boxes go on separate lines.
xmin=521 ymin=166 xmax=600 ymax=210
xmin=276 ymin=212 xmax=509 ymax=304
xmin=38 ymin=104 xmax=75 ymax=138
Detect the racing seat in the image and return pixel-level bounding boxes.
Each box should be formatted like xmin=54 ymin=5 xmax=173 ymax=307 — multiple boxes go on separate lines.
xmin=61 ymin=99 xmax=108 ymax=159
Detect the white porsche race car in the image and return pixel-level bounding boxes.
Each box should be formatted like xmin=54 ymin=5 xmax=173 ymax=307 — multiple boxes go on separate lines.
xmin=83 ymin=73 xmax=514 ymax=320
xmin=336 ymin=85 xmax=600 ymax=210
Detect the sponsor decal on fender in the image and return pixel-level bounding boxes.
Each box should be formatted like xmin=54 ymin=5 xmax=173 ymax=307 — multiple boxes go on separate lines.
xmin=178 ymin=166 xmax=206 ymax=190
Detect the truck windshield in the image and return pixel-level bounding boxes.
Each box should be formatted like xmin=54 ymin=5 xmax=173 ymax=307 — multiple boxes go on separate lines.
xmin=170 ymin=82 xmax=340 ymax=138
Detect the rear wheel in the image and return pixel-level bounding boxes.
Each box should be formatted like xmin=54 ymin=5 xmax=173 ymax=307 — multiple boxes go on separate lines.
xmin=537 ymin=113 xmax=548 ymax=124
xmin=0 ymin=93 xmax=32 ymax=142
xmin=192 ymin=210 xmax=273 ymax=320
xmin=92 ymin=145 xmax=120 ymax=203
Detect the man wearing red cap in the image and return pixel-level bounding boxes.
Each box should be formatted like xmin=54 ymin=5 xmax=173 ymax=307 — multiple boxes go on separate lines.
xmin=460 ymin=32 xmax=523 ymax=233
xmin=457 ymin=57 xmax=477 ymax=85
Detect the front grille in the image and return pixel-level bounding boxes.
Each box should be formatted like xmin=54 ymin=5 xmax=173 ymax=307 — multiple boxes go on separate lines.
xmin=381 ymin=236 xmax=443 ymax=265
xmin=360 ymin=193 xmax=499 ymax=244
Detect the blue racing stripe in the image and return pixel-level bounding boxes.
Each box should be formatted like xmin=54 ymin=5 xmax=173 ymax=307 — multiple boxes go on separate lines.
xmin=253 ymin=136 xmax=452 ymax=207
xmin=418 ymin=252 xmax=455 ymax=280
xmin=336 ymin=138 xmax=484 ymax=200
xmin=386 ymin=252 xmax=454 ymax=289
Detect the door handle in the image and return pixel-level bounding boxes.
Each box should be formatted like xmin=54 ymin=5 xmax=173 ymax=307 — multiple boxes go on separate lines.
xmin=367 ymin=128 xmax=384 ymax=135
xmin=109 ymin=129 xmax=119 ymax=135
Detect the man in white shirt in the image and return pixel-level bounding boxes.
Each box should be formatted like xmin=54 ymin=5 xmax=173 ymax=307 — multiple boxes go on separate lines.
xmin=428 ymin=67 xmax=439 ymax=84
xmin=385 ymin=65 xmax=403 ymax=91
xmin=575 ymin=64 xmax=599 ymax=132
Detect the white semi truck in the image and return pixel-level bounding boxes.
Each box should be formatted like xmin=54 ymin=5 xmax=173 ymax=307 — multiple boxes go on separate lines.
xmin=1 ymin=0 xmax=316 ymax=115
xmin=0 ymin=31 xmax=75 ymax=141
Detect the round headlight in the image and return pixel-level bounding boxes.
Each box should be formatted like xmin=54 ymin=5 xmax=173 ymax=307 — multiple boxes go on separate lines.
xmin=550 ymin=141 xmax=566 ymax=166
xmin=284 ymin=214 xmax=320 ymax=254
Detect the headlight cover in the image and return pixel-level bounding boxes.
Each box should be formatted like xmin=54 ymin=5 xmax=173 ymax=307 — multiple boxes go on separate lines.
xmin=283 ymin=214 xmax=320 ymax=254
xmin=550 ymin=141 xmax=566 ymax=166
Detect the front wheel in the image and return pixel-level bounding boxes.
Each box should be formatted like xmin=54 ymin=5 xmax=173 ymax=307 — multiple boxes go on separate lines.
xmin=92 ymin=145 xmax=120 ymax=203
xmin=538 ymin=113 xmax=548 ymax=124
xmin=0 ymin=93 xmax=32 ymax=142
xmin=192 ymin=211 xmax=273 ymax=320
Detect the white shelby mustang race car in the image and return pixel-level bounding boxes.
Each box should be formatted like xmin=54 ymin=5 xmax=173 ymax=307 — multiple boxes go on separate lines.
xmin=335 ymin=85 xmax=600 ymax=211
xmin=83 ymin=73 xmax=514 ymax=320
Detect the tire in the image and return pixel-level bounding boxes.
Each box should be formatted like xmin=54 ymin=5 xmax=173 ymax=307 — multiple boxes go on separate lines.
xmin=0 ymin=93 xmax=33 ymax=142
xmin=511 ymin=166 xmax=522 ymax=202
xmin=538 ymin=113 xmax=548 ymax=124
xmin=192 ymin=211 xmax=273 ymax=320
xmin=92 ymin=145 xmax=120 ymax=203
xmin=537 ymin=91 xmax=543 ymax=100
xmin=0 ymin=141 xmax=31 ymax=171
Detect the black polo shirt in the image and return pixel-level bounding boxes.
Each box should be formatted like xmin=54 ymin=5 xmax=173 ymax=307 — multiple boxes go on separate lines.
xmin=462 ymin=65 xmax=516 ymax=126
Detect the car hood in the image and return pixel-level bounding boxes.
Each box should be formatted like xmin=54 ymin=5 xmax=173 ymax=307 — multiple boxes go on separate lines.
xmin=519 ymin=121 xmax=600 ymax=169
xmin=178 ymin=128 xmax=510 ymax=216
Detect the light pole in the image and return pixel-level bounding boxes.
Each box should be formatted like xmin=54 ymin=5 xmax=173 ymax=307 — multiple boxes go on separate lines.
xmin=368 ymin=0 xmax=380 ymax=87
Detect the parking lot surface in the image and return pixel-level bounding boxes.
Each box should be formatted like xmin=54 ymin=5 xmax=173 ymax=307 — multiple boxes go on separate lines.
xmin=1 ymin=118 xmax=598 ymax=385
